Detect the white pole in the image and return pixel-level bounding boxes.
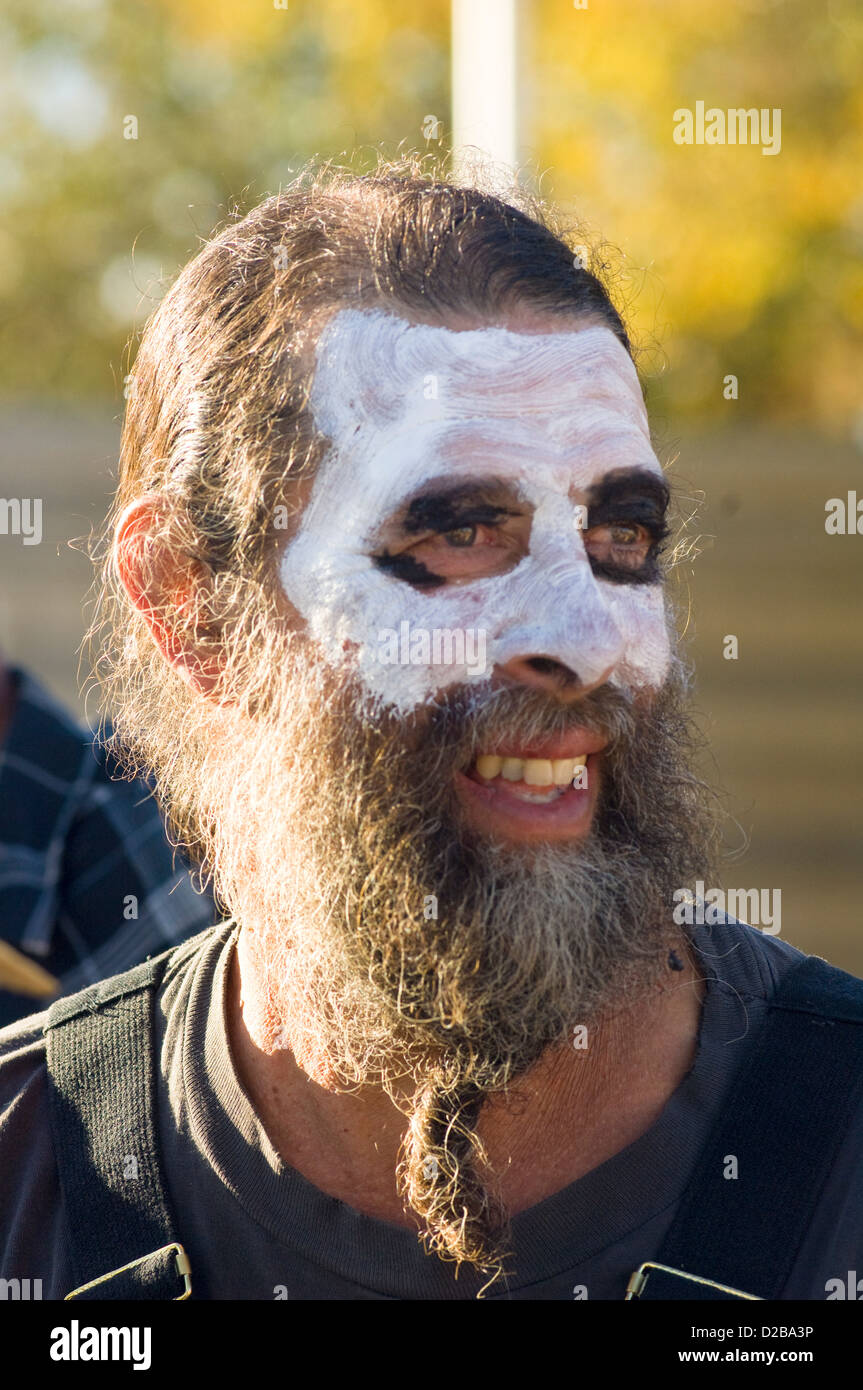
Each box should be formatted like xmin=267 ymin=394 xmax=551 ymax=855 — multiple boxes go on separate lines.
xmin=451 ymin=0 xmax=521 ymax=185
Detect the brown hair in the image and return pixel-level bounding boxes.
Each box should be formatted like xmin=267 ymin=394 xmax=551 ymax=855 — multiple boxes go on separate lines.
xmin=91 ymin=151 xmax=633 ymax=864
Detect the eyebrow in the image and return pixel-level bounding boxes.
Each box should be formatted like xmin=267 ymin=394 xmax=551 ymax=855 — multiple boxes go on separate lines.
xmin=395 ymin=467 xmax=669 ymax=532
xmin=397 ymin=477 xmax=523 ymax=536
xmin=371 ymin=466 xmax=670 ymax=590
xmin=584 ymin=468 xmax=671 ymax=587
xmin=371 ymin=478 xmax=522 ymax=590
xmin=585 ymin=467 xmax=670 ymax=523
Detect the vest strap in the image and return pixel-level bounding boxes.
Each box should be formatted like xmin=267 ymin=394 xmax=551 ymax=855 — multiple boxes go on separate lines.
xmin=632 ymin=953 xmax=863 ymax=1300
xmin=44 ymin=927 xmax=226 ymax=1300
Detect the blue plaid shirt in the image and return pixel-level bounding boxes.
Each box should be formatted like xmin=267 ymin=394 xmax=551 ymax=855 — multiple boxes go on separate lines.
xmin=0 ymin=667 xmax=217 ymax=1027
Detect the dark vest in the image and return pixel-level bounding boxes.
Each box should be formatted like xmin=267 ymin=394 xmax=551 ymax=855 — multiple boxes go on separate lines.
xmin=43 ymin=925 xmax=863 ymax=1300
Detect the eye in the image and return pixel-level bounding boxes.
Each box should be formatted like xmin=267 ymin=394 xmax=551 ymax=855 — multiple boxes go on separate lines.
xmin=442 ymin=525 xmax=478 ymax=547
xmin=583 ymin=520 xmax=660 ymax=580
xmin=609 ymin=524 xmax=641 ymax=545
xmin=372 ymin=506 xmax=530 ymax=588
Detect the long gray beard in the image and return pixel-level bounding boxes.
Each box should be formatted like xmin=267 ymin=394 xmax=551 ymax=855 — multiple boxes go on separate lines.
xmin=212 ymin=643 xmax=721 ymax=1285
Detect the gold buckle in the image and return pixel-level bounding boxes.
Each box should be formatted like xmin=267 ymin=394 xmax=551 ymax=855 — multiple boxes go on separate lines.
xmin=625 ymin=1261 xmax=762 ymax=1301
xmin=65 ymin=1241 xmax=192 ymax=1301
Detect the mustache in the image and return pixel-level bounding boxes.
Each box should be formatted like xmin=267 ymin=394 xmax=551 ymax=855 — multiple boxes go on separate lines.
xmin=365 ymin=679 xmax=641 ymax=784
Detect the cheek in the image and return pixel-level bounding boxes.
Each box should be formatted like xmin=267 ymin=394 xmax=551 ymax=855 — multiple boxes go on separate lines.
xmin=605 ymin=587 xmax=671 ymax=691
xmin=280 ymin=464 xmax=671 ymax=711
xmin=281 ymin=528 xmax=671 ymax=711
xmin=280 ymin=530 xmax=492 ymax=714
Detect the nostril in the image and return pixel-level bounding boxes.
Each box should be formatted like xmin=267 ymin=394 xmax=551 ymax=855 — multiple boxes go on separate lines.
xmin=526 ymin=656 xmax=573 ymax=679
xmin=494 ymin=651 xmax=616 ymax=701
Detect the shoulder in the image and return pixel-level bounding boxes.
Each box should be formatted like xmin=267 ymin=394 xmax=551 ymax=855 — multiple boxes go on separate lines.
xmin=0 ymin=925 xmax=226 ymax=1294
xmin=4 ymin=664 xmax=164 ymax=821
xmin=0 ymin=1007 xmax=69 ymax=1293
xmin=43 ymin=923 xmax=227 ymax=1029
xmin=0 ymin=1005 xmax=50 ymax=1110
xmin=693 ymin=918 xmax=863 ymax=1145
xmin=0 ymin=664 xmax=164 ymax=845
xmin=0 ymin=922 xmax=221 ymax=1116
xmin=693 ymin=914 xmax=863 ymax=1011
xmin=5 ymin=666 xmax=88 ymax=741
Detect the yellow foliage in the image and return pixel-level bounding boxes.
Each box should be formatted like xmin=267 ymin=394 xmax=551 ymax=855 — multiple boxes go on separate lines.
xmin=533 ymin=0 xmax=863 ymax=426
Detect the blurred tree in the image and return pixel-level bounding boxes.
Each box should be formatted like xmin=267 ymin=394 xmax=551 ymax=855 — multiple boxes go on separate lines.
xmin=535 ymin=0 xmax=863 ymax=431
xmin=0 ymin=0 xmax=449 ymax=400
xmin=0 ymin=0 xmax=859 ymax=432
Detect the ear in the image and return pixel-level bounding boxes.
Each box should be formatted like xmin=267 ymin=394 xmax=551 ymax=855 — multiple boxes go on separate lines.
xmin=114 ymin=496 xmax=223 ymax=697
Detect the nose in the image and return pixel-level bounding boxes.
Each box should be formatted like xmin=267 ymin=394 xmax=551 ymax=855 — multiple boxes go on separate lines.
xmin=486 ymin=543 xmax=629 ymax=700
xmin=493 ymin=653 xmax=616 ymax=703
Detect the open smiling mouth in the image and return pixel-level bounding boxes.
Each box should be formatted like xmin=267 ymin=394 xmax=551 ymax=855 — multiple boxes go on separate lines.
xmin=453 ymin=741 xmax=606 ymax=841
xmin=470 ymin=753 xmax=588 ymax=802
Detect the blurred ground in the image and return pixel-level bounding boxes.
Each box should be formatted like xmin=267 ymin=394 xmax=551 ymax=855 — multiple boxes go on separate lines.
xmin=0 ymin=408 xmax=860 ymax=973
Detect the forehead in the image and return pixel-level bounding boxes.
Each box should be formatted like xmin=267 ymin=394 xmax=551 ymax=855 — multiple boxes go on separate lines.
xmin=307 ymin=309 xmax=663 ymax=515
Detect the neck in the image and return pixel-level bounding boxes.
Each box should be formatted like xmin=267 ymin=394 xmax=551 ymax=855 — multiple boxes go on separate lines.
xmin=227 ymin=927 xmax=704 ymax=1229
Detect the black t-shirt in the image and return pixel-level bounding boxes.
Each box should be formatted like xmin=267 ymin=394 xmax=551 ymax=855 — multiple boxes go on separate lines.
xmin=1 ymin=919 xmax=862 ymax=1299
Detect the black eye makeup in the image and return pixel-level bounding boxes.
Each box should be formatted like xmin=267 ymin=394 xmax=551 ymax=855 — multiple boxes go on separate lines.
xmin=400 ymin=492 xmax=522 ymax=536
xmin=582 ymin=469 xmax=670 ymax=585
xmin=372 ymin=479 xmax=530 ymax=589
xmin=370 ymin=468 xmax=670 ymax=591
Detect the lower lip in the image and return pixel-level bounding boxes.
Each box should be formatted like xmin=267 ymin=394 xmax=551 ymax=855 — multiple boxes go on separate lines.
xmin=453 ymin=754 xmax=600 ymax=844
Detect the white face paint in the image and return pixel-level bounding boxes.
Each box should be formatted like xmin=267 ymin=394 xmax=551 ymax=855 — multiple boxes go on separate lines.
xmin=279 ymin=309 xmax=671 ymax=714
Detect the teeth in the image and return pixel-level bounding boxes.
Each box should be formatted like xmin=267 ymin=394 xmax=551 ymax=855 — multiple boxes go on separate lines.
xmin=524 ymin=759 xmax=553 ymax=786
xmin=475 ymin=752 xmax=589 ymax=785
xmin=506 ymin=785 xmax=565 ymax=804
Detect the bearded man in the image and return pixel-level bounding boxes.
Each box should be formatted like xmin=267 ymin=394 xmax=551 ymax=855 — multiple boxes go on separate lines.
xmin=1 ymin=161 xmax=861 ymax=1303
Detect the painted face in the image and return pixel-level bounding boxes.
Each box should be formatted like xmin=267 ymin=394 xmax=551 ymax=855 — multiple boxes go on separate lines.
xmin=279 ymin=309 xmax=671 ymax=714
